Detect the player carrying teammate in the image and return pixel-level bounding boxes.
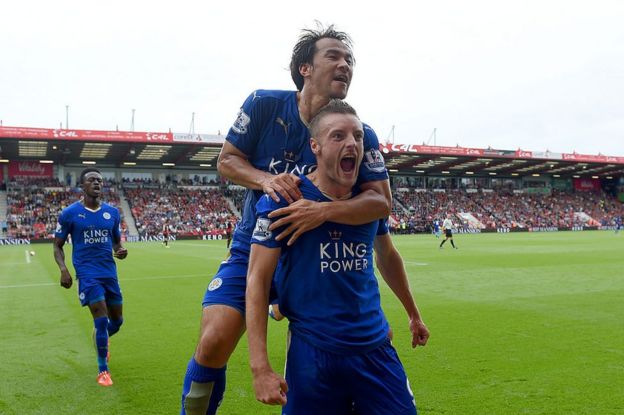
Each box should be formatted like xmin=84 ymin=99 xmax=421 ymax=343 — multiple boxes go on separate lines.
xmin=179 ymin=24 xmax=392 ymax=414
xmin=247 ymin=100 xmax=424 ymax=413
xmin=53 ymin=168 xmax=128 ymax=386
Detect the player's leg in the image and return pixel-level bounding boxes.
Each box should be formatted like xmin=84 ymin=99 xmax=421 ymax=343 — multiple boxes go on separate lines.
xmin=104 ymin=278 xmax=124 ymax=337
xmin=181 ymin=263 xmax=248 ymax=415
xmin=350 ymin=340 xmax=417 ymax=415
xmin=283 ymin=332 xmax=352 ymax=415
xmin=450 ymin=235 xmax=457 ymax=249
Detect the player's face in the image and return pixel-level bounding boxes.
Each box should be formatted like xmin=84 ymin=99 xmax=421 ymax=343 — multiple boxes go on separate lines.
xmin=82 ymin=172 xmax=103 ymax=198
xmin=304 ymin=38 xmax=353 ymax=99
xmin=312 ymin=113 xmax=364 ymax=191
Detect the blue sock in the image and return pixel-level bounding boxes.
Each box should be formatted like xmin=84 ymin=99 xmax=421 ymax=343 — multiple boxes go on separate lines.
xmin=180 ymin=357 xmax=226 ymax=415
xmin=94 ymin=317 xmax=109 ymax=373
xmin=108 ymin=318 xmax=123 ymax=336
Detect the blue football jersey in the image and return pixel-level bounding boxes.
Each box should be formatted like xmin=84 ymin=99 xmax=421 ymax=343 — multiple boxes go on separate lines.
xmin=226 ymin=89 xmax=388 ymax=260
xmin=55 ymin=201 xmax=121 ymax=279
xmin=252 ymin=176 xmax=389 ymax=355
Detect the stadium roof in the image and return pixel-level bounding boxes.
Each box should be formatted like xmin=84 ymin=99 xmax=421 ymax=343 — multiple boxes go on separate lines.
xmin=1 ymin=125 xmax=623 ymax=179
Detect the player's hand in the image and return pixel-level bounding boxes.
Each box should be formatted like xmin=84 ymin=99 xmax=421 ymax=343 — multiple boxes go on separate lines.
xmin=114 ymin=247 xmax=128 ymax=259
xmin=261 ymin=173 xmax=302 ymax=204
xmin=268 ymin=199 xmax=327 ymax=246
xmin=410 ymin=318 xmax=430 ymax=347
xmin=252 ymin=369 xmax=288 ymax=406
xmin=60 ymin=269 xmax=73 ymax=289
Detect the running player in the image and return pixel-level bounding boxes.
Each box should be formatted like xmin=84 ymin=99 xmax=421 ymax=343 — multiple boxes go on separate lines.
xmin=53 ymin=168 xmax=128 ymax=387
xmin=180 ymin=24 xmax=392 ymax=414
xmin=247 ymin=100 xmax=424 ymax=413
xmin=439 ymin=214 xmax=458 ymax=249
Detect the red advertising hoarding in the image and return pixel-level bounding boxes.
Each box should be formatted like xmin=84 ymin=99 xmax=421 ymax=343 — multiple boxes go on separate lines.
xmin=8 ymin=160 xmax=54 ymax=178
xmin=0 ymin=126 xmax=173 ymax=144
xmin=573 ymin=178 xmax=601 ymax=192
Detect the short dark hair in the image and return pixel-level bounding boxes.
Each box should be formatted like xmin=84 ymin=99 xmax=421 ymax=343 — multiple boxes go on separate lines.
xmin=309 ymin=99 xmax=359 ymax=138
xmin=290 ymin=23 xmax=354 ymax=91
xmin=79 ymin=168 xmax=102 ymax=184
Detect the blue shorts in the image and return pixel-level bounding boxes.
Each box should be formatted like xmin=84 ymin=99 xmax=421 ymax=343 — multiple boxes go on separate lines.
xmin=202 ymin=261 xmax=249 ymax=315
xmin=77 ymin=277 xmax=123 ymax=307
xmin=283 ymin=333 xmax=417 ymax=415
xmin=202 ymin=259 xmax=279 ymax=316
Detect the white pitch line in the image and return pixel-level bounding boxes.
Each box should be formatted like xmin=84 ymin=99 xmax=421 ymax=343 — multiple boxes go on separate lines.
xmin=24 ymin=250 xmax=31 ymax=264
xmin=403 ymin=261 xmax=428 ymax=266
xmin=0 ymin=273 xmax=209 ymax=289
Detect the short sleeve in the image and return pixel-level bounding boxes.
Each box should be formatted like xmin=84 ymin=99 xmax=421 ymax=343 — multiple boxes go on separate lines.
xmin=376 ymin=218 xmax=389 ymax=236
xmin=55 ymin=209 xmax=71 ymax=240
xmin=357 ymin=124 xmax=389 ymax=184
xmin=112 ymin=209 xmax=122 ymax=241
xmin=251 ymin=194 xmax=288 ymax=249
xmin=225 ymin=90 xmax=269 ymax=156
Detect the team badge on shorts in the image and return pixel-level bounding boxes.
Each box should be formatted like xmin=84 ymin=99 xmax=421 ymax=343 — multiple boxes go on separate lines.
xmin=103 ymin=212 xmax=111 ymax=220
xmin=79 ymin=292 xmax=86 ymax=300
xmin=208 ymin=278 xmax=223 ymax=291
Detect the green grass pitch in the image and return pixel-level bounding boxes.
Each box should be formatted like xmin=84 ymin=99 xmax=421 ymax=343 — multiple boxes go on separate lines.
xmin=1 ymin=231 xmax=623 ymax=414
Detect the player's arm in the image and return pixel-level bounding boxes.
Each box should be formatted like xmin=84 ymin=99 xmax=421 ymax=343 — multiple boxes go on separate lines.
xmin=268 ymin=178 xmax=391 ymax=245
xmin=374 ymin=233 xmax=429 ymax=347
xmin=112 ymin=213 xmax=127 ymax=259
xmin=246 ymin=244 xmax=288 ymax=406
xmin=53 ymin=237 xmax=73 ymax=289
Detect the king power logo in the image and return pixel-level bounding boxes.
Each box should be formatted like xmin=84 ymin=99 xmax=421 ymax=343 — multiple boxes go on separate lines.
xmin=319 ymin=238 xmax=369 ymax=273
xmin=83 ymin=229 xmax=110 ymax=244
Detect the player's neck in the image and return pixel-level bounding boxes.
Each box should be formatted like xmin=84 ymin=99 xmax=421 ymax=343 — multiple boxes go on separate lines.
xmin=307 ymin=172 xmax=352 ymax=201
xmin=297 ymin=90 xmax=330 ymax=127
xmin=81 ymin=196 xmax=101 ymax=210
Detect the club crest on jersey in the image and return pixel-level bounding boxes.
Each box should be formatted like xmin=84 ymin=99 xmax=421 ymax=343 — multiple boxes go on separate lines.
xmin=55 ymin=223 xmax=62 ymax=233
xmin=103 ymin=212 xmax=111 ymax=220
xmin=253 ymin=218 xmax=272 ymax=241
xmin=284 ymin=150 xmax=296 ymax=162
xmin=232 ymin=109 xmax=251 ymax=134
xmin=363 ymin=149 xmax=386 ymax=173
xmin=208 ymin=278 xmax=222 ymax=291
xmin=329 ymin=230 xmax=342 ymax=240
xmin=79 ymin=292 xmax=86 ymax=300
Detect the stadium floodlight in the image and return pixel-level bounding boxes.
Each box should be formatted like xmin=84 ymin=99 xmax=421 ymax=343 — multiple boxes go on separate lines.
xmin=0 ymin=159 xmax=9 ymax=163
xmin=489 ymin=172 xmax=497 ymax=176
xmin=82 ymin=161 xmax=96 ymax=165
xmin=39 ymin=160 xmax=54 ymax=164
xmin=532 ymin=173 xmax=540 ymax=177
xmin=511 ymin=173 xmax=519 ymax=176
xmin=199 ymin=164 xmax=212 ymax=167
xmin=123 ymin=162 xmax=137 ymax=166
xmin=442 ymin=171 xmax=450 ymax=174
xmin=592 ymin=176 xmax=599 ymax=179
xmin=415 ymin=170 xmax=425 ymax=173
xmin=607 ymin=176 xmax=613 ymax=179
xmin=162 ymin=162 xmax=175 ymax=166
xmin=553 ymin=174 xmax=561 ymax=178
xmin=573 ymin=175 xmax=580 ymax=178
xmin=465 ymin=171 xmax=474 ymax=175
xmin=389 ymin=169 xmax=399 ymax=173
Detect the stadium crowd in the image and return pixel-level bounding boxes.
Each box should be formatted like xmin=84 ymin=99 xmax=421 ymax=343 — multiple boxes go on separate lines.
xmin=392 ymin=188 xmax=624 ymax=233
xmin=3 ymin=177 xmax=623 ymax=239
xmin=5 ymin=179 xmax=124 ymax=239
xmin=124 ymin=187 xmax=237 ymax=238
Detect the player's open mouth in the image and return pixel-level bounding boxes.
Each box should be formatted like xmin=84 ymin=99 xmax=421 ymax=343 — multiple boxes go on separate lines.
xmin=340 ymin=156 xmax=356 ymax=173
xmin=334 ymin=75 xmax=349 ymax=84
